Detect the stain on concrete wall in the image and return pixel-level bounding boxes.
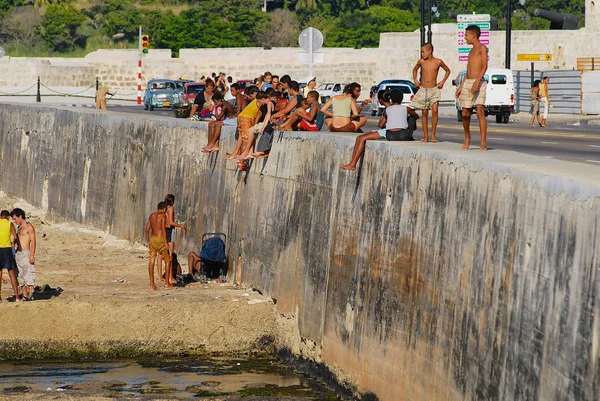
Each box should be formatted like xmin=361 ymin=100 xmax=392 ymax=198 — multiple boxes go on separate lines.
xmin=0 ymin=104 xmax=597 ymax=401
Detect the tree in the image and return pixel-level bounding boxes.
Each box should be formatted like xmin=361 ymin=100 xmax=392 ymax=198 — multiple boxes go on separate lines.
xmin=253 ymin=9 xmax=300 ymax=47
xmin=326 ymin=5 xmax=419 ymax=48
xmin=39 ymin=3 xmax=86 ymax=52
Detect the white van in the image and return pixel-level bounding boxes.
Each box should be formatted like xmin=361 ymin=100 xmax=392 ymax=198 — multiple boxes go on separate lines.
xmin=452 ymin=68 xmax=515 ymax=124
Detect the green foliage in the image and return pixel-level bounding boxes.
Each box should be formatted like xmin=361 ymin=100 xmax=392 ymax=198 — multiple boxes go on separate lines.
xmin=325 ymin=6 xmax=419 ymax=48
xmin=39 ymin=3 xmax=86 ymax=51
xmin=0 ymin=0 xmax=589 ymax=56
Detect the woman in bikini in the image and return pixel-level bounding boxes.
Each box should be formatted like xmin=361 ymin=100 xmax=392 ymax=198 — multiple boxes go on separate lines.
xmin=320 ymin=82 xmax=370 ymax=132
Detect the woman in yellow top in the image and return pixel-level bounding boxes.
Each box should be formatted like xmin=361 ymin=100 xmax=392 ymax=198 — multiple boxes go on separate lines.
xmin=0 ymin=210 xmax=21 ymax=301
xmin=227 ymin=92 xmax=270 ymax=164
xmin=320 ymin=82 xmax=370 ymax=132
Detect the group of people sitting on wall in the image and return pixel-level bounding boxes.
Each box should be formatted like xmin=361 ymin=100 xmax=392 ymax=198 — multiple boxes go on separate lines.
xmin=185 ymin=70 xmax=419 ymax=172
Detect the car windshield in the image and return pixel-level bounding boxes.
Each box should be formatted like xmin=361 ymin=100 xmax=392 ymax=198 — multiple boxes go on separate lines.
xmin=318 ymin=83 xmax=334 ymax=90
xmin=384 ymin=85 xmax=413 ymax=94
xmin=186 ymin=85 xmax=205 ymax=95
xmin=149 ymin=81 xmax=175 ymax=90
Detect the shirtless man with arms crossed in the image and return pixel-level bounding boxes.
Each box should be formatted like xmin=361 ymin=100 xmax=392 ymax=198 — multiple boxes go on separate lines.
xmin=411 ymin=42 xmax=451 ymax=143
xmin=11 ymin=208 xmax=36 ymax=301
xmin=455 ymin=25 xmax=488 ymax=151
xmin=145 ymin=202 xmax=172 ymax=290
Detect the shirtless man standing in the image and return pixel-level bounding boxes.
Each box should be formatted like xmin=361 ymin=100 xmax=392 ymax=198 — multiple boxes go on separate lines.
xmin=145 ymin=202 xmax=172 ymax=290
xmin=10 ymin=208 xmax=36 ymax=301
xmin=411 ymin=43 xmax=451 ymax=143
xmin=455 ymin=25 xmax=488 ymax=151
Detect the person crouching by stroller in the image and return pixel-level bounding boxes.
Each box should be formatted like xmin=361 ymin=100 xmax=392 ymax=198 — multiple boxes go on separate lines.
xmin=340 ymin=90 xmax=419 ymax=171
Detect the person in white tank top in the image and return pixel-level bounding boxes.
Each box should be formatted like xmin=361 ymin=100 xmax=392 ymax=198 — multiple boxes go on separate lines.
xmin=340 ymin=90 xmax=419 ymax=171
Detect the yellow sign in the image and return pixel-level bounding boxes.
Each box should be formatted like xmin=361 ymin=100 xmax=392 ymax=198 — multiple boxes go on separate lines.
xmin=517 ymin=54 xmax=552 ymax=61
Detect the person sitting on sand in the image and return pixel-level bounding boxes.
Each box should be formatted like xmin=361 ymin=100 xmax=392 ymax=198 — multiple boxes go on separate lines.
xmin=320 ymin=82 xmax=370 ymax=132
xmin=0 ymin=210 xmax=21 ymax=301
xmin=340 ymin=90 xmax=419 ymax=171
xmin=145 ymin=202 xmax=172 ymax=290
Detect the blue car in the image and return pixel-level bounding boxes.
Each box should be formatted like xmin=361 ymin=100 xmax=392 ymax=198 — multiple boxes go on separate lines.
xmin=143 ymin=79 xmax=184 ymax=111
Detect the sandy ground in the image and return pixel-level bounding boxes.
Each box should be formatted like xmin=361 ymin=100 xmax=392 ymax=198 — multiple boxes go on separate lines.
xmin=0 ymin=191 xmax=278 ymax=359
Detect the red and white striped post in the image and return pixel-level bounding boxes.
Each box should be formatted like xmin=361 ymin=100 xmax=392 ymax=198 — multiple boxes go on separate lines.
xmin=137 ymin=25 xmax=142 ymax=105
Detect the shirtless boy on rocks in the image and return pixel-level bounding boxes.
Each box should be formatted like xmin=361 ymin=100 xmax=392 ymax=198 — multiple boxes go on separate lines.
xmin=145 ymin=202 xmax=172 ymax=290
xmin=411 ymin=42 xmax=450 ymax=143
xmin=10 ymin=208 xmax=36 ymax=301
xmin=455 ymin=25 xmax=488 ymax=151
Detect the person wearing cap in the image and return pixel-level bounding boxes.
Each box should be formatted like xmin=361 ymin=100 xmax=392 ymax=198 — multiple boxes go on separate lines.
xmin=302 ymin=77 xmax=318 ymax=99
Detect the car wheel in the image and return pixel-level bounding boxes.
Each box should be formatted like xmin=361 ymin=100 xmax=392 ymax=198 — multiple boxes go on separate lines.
xmin=495 ymin=115 xmax=502 ymax=124
xmin=503 ymin=115 xmax=510 ymax=124
xmin=144 ymin=103 xmax=148 ymax=111
xmin=457 ymin=111 xmax=462 ymax=122
xmin=371 ymin=110 xmax=376 ymax=116
xmin=149 ymin=105 xmax=154 ymax=111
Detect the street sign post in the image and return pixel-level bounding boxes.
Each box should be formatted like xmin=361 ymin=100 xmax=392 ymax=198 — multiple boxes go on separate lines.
xmin=298 ymin=27 xmax=324 ymax=78
xmin=457 ymin=14 xmax=491 ymax=62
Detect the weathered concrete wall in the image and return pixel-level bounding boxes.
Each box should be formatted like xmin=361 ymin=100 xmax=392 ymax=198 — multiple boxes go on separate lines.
xmin=0 ymin=104 xmax=598 ymax=401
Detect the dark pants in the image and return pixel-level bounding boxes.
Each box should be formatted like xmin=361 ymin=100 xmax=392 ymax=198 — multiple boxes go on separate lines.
xmin=255 ymin=122 xmax=275 ymax=153
xmin=386 ymin=116 xmax=417 ymax=141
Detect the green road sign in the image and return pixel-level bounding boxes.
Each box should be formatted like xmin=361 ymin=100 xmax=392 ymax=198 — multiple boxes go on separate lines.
xmin=458 ymin=47 xmax=472 ymax=54
xmin=457 ymin=22 xmax=491 ymax=29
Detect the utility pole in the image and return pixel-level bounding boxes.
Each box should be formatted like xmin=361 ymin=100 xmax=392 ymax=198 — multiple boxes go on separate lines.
xmin=427 ymin=0 xmax=433 ymax=44
xmin=420 ymin=0 xmax=426 ymax=46
xmin=505 ymin=0 xmax=512 ymax=69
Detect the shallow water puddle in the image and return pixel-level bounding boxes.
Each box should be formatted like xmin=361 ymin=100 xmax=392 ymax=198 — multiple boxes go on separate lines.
xmin=0 ymin=357 xmax=342 ymax=399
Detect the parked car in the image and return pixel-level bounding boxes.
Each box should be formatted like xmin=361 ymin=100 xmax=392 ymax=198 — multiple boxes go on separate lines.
xmin=180 ymin=82 xmax=205 ymax=106
xmin=452 ymin=68 xmax=515 ymax=123
xmin=143 ymin=79 xmax=183 ymax=111
xmin=317 ymin=82 xmax=348 ymax=103
xmin=236 ymin=79 xmax=255 ymax=95
xmin=370 ymin=79 xmax=416 ymax=99
xmin=371 ymin=83 xmax=418 ymax=116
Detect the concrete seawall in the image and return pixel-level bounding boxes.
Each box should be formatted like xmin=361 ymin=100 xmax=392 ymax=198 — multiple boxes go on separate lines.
xmin=0 ymin=104 xmax=598 ymax=401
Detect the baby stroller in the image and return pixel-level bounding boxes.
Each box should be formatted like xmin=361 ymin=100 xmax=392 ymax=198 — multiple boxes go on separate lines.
xmin=197 ymin=232 xmax=227 ymax=283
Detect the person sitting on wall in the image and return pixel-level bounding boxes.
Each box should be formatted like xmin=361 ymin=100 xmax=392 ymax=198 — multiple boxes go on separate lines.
xmin=268 ymin=80 xmax=303 ymax=126
xmin=202 ymin=92 xmax=238 ymax=153
xmin=320 ymin=82 xmax=370 ymax=133
xmin=189 ymin=78 xmax=216 ymax=119
xmin=225 ymin=91 xmax=271 ymax=169
xmin=340 ymin=90 xmax=419 ymax=171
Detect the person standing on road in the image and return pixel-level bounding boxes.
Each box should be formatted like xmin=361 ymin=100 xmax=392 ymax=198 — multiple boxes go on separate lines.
xmin=411 ymin=42 xmax=451 ymax=143
xmin=529 ymin=80 xmax=542 ymax=127
xmin=539 ymin=76 xmax=550 ymax=127
xmin=95 ymin=85 xmax=114 ymax=111
xmin=455 ymin=25 xmax=488 ymax=151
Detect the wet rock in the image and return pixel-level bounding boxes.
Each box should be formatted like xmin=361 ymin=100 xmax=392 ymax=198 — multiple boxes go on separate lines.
xmin=4 ymin=386 xmax=31 ymax=393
